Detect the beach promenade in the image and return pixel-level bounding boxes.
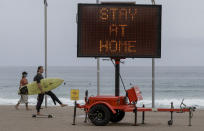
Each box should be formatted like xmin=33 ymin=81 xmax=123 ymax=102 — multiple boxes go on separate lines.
xmin=0 ymin=105 xmax=203 ymax=131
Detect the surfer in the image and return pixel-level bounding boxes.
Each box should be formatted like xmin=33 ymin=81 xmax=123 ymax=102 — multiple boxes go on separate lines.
xmin=34 ymin=66 xmax=67 ymax=115
xmin=15 ymin=72 xmax=30 ymax=110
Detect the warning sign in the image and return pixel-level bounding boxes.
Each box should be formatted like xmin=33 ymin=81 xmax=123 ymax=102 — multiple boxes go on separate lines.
xmin=70 ymin=89 xmax=79 ymax=100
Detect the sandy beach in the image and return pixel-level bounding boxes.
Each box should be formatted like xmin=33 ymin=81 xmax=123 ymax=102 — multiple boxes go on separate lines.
xmin=0 ymin=105 xmax=203 ymax=131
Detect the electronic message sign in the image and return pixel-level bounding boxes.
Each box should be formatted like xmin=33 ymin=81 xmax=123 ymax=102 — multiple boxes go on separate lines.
xmin=77 ymin=4 xmax=162 ymax=58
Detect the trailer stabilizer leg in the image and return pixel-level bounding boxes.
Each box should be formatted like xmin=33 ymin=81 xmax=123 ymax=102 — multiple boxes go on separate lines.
xmin=168 ymin=102 xmax=174 ymax=126
xmin=189 ymin=109 xmax=192 ymax=126
xmin=133 ymin=104 xmax=138 ymax=126
xmin=142 ymin=104 xmax=145 ymax=124
xmin=84 ymin=110 xmax=88 ymax=123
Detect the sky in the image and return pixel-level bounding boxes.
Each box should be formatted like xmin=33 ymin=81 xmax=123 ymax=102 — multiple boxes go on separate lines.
xmin=0 ymin=0 xmax=204 ymax=67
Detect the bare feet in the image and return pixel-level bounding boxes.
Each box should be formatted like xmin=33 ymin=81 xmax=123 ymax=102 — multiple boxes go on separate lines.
xmin=15 ymin=105 xmax=19 ymax=110
xmin=26 ymin=108 xmax=31 ymax=111
xmin=26 ymin=104 xmax=30 ymax=110
xmin=60 ymin=104 xmax=67 ymax=107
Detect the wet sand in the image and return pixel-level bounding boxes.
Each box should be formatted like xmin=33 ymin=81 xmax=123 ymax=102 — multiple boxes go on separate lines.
xmin=0 ymin=105 xmax=203 ymax=131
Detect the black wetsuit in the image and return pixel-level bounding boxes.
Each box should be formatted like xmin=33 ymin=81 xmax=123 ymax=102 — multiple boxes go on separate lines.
xmin=34 ymin=73 xmax=62 ymax=113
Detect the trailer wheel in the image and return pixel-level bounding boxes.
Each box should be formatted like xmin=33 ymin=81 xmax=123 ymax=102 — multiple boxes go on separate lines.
xmin=88 ymin=104 xmax=111 ymax=126
xmin=110 ymin=110 xmax=125 ymax=123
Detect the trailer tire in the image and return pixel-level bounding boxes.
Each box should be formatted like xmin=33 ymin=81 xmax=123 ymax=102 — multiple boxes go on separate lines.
xmin=88 ymin=104 xmax=111 ymax=126
xmin=110 ymin=110 xmax=125 ymax=123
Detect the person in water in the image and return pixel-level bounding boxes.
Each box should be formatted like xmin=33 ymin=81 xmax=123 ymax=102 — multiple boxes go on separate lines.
xmin=34 ymin=66 xmax=67 ymax=115
xmin=15 ymin=71 xmax=30 ymax=110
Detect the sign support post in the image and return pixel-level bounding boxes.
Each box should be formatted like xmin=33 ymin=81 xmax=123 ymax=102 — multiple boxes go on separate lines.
xmin=71 ymin=89 xmax=79 ymax=125
xmin=115 ymin=59 xmax=120 ymax=96
xmin=152 ymin=58 xmax=155 ymax=108
xmin=96 ymin=0 xmax=100 ymax=96
xmin=151 ymin=0 xmax=156 ymax=108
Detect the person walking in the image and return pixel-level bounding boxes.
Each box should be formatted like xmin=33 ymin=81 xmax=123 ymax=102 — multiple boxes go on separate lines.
xmin=34 ymin=66 xmax=67 ymax=115
xmin=15 ymin=72 xmax=30 ymax=110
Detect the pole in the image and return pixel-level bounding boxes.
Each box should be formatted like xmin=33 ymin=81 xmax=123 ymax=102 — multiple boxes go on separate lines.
xmin=97 ymin=58 xmax=100 ymax=96
xmin=115 ymin=59 xmax=120 ymax=96
xmin=96 ymin=0 xmax=100 ymax=96
xmin=152 ymin=58 xmax=155 ymax=108
xmin=151 ymin=0 xmax=156 ymax=5
xmin=151 ymin=0 xmax=156 ymax=108
xmin=44 ymin=0 xmax=48 ymax=108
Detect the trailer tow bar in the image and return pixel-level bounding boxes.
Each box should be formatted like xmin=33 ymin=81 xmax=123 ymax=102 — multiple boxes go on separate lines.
xmin=178 ymin=99 xmax=196 ymax=126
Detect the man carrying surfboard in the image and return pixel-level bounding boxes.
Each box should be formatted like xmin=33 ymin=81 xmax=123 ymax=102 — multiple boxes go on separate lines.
xmin=15 ymin=72 xmax=30 ymax=110
xmin=34 ymin=66 xmax=67 ymax=115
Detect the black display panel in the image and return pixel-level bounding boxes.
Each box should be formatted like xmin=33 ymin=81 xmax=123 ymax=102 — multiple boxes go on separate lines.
xmin=77 ymin=4 xmax=162 ymax=58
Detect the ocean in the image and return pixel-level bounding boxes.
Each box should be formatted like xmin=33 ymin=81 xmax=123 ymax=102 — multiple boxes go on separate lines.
xmin=0 ymin=66 xmax=203 ymax=108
